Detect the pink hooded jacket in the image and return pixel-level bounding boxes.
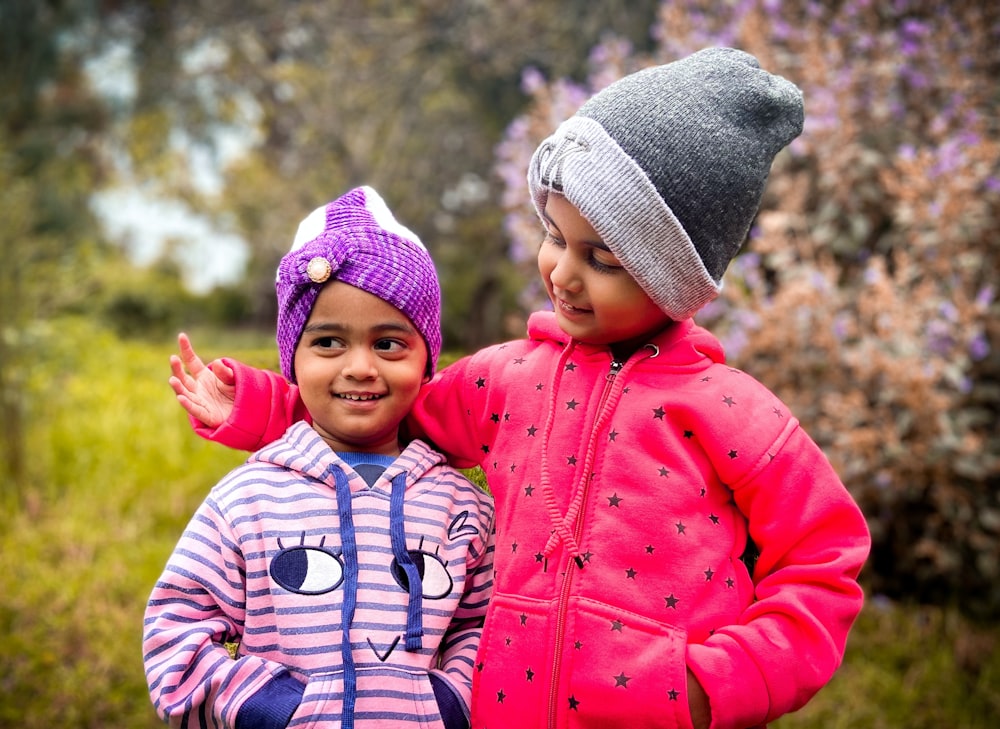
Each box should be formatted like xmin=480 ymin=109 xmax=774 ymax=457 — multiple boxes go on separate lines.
xmin=195 ymin=312 xmax=870 ymax=729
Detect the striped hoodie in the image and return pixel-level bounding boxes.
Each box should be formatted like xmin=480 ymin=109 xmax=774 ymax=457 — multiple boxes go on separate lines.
xmin=144 ymin=421 xmax=495 ymax=729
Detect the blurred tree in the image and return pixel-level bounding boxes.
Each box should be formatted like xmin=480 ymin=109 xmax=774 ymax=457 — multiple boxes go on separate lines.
xmin=0 ymin=0 xmax=114 ymax=493
xmin=98 ymin=0 xmax=662 ymax=350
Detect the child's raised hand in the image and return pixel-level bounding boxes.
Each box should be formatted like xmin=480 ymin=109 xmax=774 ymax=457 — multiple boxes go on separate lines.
xmin=168 ymin=333 xmax=236 ymax=428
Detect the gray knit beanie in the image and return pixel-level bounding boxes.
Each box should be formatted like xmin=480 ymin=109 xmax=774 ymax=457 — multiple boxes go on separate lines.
xmin=528 ymin=47 xmax=804 ymax=320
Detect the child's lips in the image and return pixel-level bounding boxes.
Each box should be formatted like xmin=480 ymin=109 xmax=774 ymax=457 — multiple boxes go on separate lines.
xmin=335 ymin=392 xmax=386 ymax=402
xmin=557 ymin=298 xmax=592 ymax=316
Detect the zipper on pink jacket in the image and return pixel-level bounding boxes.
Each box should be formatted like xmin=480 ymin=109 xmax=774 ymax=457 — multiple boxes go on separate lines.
xmin=546 ymin=357 xmax=623 ymax=727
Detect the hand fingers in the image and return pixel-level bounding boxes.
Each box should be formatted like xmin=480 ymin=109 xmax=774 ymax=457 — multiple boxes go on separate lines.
xmin=177 ymin=332 xmax=206 ymax=376
xmin=209 ymin=359 xmax=236 ymax=386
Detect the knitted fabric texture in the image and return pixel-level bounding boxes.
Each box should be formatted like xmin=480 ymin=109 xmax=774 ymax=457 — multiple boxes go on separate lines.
xmin=528 ymin=47 xmax=804 ymax=321
xmin=275 ymin=186 xmax=442 ymax=382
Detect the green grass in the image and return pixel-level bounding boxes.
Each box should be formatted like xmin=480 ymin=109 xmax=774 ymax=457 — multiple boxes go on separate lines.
xmin=1 ymin=322 xmax=997 ymax=727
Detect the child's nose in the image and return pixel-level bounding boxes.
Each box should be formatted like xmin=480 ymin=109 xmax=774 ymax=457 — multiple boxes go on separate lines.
xmin=342 ymin=347 xmax=378 ymax=380
xmin=549 ymin=249 xmax=582 ymax=292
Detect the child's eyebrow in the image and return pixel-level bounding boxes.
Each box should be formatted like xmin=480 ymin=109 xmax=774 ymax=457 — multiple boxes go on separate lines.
xmin=541 ymin=210 xmax=611 ymax=251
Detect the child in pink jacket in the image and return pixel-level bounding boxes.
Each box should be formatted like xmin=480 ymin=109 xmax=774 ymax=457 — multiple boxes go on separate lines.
xmin=145 ymin=187 xmax=495 ymax=729
xmin=170 ymin=49 xmax=870 ymax=729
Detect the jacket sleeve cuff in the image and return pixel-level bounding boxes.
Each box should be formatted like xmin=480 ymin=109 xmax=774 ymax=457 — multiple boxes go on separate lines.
xmin=235 ymin=671 xmax=304 ymax=729
xmin=429 ymin=671 xmax=470 ymax=729
xmin=191 ymin=359 xmax=307 ymax=451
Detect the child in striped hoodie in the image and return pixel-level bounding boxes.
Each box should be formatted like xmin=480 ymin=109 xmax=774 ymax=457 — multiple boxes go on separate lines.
xmin=143 ymin=186 xmax=495 ymax=729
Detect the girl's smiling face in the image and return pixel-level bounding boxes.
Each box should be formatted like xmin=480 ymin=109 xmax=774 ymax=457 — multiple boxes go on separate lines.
xmin=293 ymin=281 xmax=428 ymax=456
xmin=538 ymin=193 xmax=672 ymax=355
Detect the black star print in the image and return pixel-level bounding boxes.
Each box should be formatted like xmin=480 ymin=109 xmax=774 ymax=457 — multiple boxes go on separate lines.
xmin=504 ymin=412 xmax=511 ymax=421
xmin=645 ymin=545 xmax=655 ymax=554
xmin=519 ymin=613 xmax=528 ymax=626
xmin=684 ymin=430 xmax=694 ymax=439
xmin=534 ymin=552 xmax=544 ymax=563
xmin=481 ymin=444 xmax=490 ymax=454
xmin=608 ymin=493 xmax=623 ymax=507
xmin=568 ymin=695 xmax=580 ymax=711
xmin=497 ymin=689 xmax=506 ymax=703
xmin=614 ymin=672 xmax=631 ymax=688
xmin=535 ymin=382 xmax=543 ymax=390
xmin=505 ymin=637 xmax=512 ymax=646
xmin=610 ymin=619 xmax=624 ymax=632
xmin=709 ymin=513 xmax=720 ymax=524
xmin=608 ymin=429 xmax=618 ymax=441
xmin=728 ymin=449 xmax=738 ymax=459
xmin=526 ymin=425 xmax=537 ymax=436
xmin=490 ymin=412 xmax=500 ymax=423
xmin=565 ymin=362 xmax=577 ymax=372
xmin=658 ymin=467 xmax=669 ymax=477
xmin=667 ymin=688 xmax=679 ymax=701
xmin=580 ymin=551 xmax=593 ymax=563
xmin=510 ymin=463 xmax=517 ymax=473
xmin=704 ymin=568 xmax=714 ymax=581
xmin=773 ymin=406 xmax=783 ymax=418
xmin=524 ymin=485 xmax=534 ymax=496
xmin=675 ymin=521 xmax=686 ymax=534
xmin=664 ymin=594 xmax=679 ymax=609
xmin=514 ymin=357 xmax=525 ymax=365
xmin=625 ymin=567 xmax=637 ymax=579
xmin=700 ymin=376 xmax=712 ymax=382
xmin=511 ymin=541 xmax=518 ymax=553
xmin=476 ymin=662 xmax=484 ymax=672
xmin=525 ymin=667 xmax=534 ymax=681
xmin=726 ymin=577 xmax=735 ymax=588
xmin=566 ymin=399 xmax=579 ymax=410
xmin=475 ymin=377 xmax=486 ymax=389
xmin=574 ymin=640 xmax=583 ymax=649
xmin=722 ymin=395 xmax=735 ymax=407
xmin=652 ymin=406 xmax=666 ymax=420
xmin=567 ymin=455 xmax=577 ymax=466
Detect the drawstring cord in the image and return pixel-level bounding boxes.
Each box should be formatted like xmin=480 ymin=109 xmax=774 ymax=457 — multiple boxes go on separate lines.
xmin=389 ymin=471 xmax=424 ymax=651
xmin=330 ymin=466 xmax=359 ymax=729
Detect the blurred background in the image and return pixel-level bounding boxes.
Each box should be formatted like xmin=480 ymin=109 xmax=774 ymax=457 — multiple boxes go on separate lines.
xmin=1 ymin=0 xmax=998 ymax=726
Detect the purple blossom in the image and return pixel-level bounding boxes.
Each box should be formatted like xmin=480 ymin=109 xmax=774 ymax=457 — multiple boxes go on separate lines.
xmin=975 ymin=286 xmax=995 ymax=309
xmin=969 ymin=334 xmax=990 ymax=361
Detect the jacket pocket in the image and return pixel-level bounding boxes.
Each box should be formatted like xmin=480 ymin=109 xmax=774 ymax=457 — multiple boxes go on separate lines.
xmin=557 ymin=596 xmax=693 ymax=729
xmin=471 ymin=592 xmax=552 ymax=729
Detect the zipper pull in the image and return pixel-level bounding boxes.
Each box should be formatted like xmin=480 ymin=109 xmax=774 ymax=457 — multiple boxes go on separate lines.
xmin=606 ymin=359 xmax=623 ymax=382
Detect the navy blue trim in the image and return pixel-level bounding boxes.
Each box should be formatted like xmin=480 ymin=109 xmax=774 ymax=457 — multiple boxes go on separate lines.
xmin=235 ymin=672 xmax=304 ymax=729
xmin=389 ymin=472 xmax=424 ymax=650
xmin=330 ymin=466 xmax=359 ymax=729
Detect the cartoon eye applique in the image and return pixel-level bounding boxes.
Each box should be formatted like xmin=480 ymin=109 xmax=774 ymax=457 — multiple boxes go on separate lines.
xmin=270 ymin=534 xmax=345 ymax=595
xmin=390 ymin=547 xmax=453 ymax=600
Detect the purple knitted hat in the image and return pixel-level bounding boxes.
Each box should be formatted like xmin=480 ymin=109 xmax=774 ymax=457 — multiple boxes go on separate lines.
xmin=276 ymin=186 xmax=442 ymax=383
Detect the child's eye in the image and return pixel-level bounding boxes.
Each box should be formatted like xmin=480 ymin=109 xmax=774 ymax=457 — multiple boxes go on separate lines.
xmin=311 ymin=336 xmax=345 ymax=350
xmin=374 ymin=339 xmax=406 ymax=354
xmin=588 ymin=252 xmax=624 ymax=274
xmin=542 ymin=230 xmax=566 ymax=248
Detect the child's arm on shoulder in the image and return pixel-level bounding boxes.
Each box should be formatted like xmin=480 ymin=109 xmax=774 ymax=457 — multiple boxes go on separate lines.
xmin=169 ymin=332 xmax=308 ymax=451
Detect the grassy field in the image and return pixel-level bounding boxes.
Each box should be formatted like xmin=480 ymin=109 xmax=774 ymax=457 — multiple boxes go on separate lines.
xmin=1 ymin=323 xmax=997 ymax=727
